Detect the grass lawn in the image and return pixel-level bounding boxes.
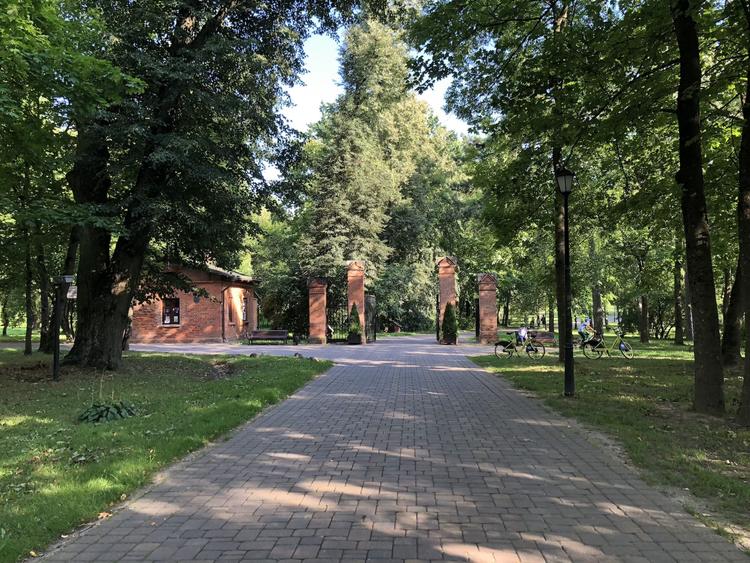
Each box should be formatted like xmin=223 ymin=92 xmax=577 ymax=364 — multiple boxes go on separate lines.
xmin=471 ymin=340 xmax=750 ymax=545
xmin=0 ymin=327 xmax=39 ymax=344
xmin=0 ymin=348 xmax=331 ymax=563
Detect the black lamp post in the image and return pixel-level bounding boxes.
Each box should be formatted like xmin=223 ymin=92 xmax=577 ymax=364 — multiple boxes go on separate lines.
xmin=52 ymin=274 xmax=74 ymax=381
xmin=555 ymin=166 xmax=575 ymax=397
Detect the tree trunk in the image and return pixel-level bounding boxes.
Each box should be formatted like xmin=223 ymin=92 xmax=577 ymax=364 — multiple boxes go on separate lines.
xmin=54 ymin=226 xmax=80 ymax=340
xmin=592 ymin=287 xmax=604 ymax=335
xmin=672 ymin=0 xmax=725 ymax=414
xmin=674 ymin=235 xmax=685 ymax=345
xmin=589 ymin=238 xmax=604 ymax=335
xmin=501 ymin=293 xmax=510 ymax=326
xmin=24 ymin=235 xmax=34 ymax=356
xmin=721 ymin=267 xmax=731 ymax=319
xmin=639 ymin=295 xmax=650 ymax=343
xmin=65 ymin=127 xmax=156 ymax=369
xmin=548 ymin=296 xmax=555 ymax=335
xmin=721 ymin=259 xmax=742 ymax=368
xmin=35 ymin=241 xmax=52 ymax=353
xmin=63 ymin=127 xmax=123 ymax=369
xmin=684 ymin=269 xmax=694 ymax=340
xmin=736 ymin=25 xmax=750 ymax=425
xmin=554 ymin=156 xmax=566 ymax=363
xmin=1 ymin=295 xmax=8 ymax=336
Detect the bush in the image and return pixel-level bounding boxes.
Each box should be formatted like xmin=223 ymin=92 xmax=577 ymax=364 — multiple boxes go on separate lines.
xmin=442 ymin=302 xmax=458 ymax=344
xmin=348 ymin=303 xmax=362 ymax=336
xmin=78 ymin=401 xmax=136 ymax=423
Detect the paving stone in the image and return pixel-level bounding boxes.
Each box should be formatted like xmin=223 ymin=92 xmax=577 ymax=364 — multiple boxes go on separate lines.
xmin=40 ymin=336 xmax=746 ymax=562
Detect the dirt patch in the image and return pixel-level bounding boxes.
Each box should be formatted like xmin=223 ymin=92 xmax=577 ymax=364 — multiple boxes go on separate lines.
xmin=0 ymin=361 xmax=51 ymax=382
xmin=205 ymin=360 xmax=235 ymax=380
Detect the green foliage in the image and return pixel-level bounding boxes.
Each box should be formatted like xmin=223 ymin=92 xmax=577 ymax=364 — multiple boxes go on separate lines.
xmin=0 ymin=349 xmax=331 ymax=562
xmin=77 ymin=402 xmax=136 ymax=424
xmin=441 ymin=302 xmax=458 ymax=344
xmin=253 ymin=20 xmax=467 ymax=333
xmin=246 ymin=210 xmax=309 ymax=334
xmin=348 ymin=303 xmax=362 ymax=336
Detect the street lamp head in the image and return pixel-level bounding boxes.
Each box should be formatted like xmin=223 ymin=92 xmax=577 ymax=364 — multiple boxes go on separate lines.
xmin=555 ymin=166 xmax=575 ymax=194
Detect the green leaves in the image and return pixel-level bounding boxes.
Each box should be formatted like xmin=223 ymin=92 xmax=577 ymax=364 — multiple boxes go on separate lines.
xmin=348 ymin=303 xmax=362 ymax=336
xmin=77 ymin=402 xmax=137 ymax=424
xmin=441 ymin=302 xmax=458 ymax=344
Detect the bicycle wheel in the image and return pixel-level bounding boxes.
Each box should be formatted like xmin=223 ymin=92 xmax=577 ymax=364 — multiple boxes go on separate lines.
xmin=618 ymin=340 xmax=634 ymax=359
xmin=525 ymin=340 xmax=545 ymax=360
xmin=582 ymin=342 xmax=603 ymax=359
xmin=494 ymin=342 xmax=513 ymax=359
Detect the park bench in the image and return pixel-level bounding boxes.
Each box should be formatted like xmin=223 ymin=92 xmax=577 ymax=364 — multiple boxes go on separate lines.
xmin=530 ymin=330 xmax=557 ymax=346
xmin=248 ymin=329 xmax=288 ymax=344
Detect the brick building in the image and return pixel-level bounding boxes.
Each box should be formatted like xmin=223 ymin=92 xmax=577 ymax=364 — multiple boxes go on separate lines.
xmin=130 ymin=266 xmax=257 ymax=343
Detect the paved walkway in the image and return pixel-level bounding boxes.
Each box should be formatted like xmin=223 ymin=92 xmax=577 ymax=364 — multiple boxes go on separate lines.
xmin=42 ymin=335 xmax=745 ymax=562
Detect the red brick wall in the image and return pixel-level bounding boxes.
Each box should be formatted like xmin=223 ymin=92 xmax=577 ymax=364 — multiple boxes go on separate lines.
xmin=308 ymin=279 xmax=327 ymax=344
xmin=437 ymin=257 xmax=458 ymax=342
xmin=347 ymin=261 xmax=366 ymax=344
xmin=130 ymin=277 xmax=256 ymax=344
xmin=478 ymin=274 xmax=498 ymax=344
xmin=225 ymin=286 xmax=257 ymax=340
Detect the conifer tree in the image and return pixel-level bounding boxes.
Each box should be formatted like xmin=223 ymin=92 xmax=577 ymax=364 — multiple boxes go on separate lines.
xmin=441 ymin=302 xmax=458 ymax=344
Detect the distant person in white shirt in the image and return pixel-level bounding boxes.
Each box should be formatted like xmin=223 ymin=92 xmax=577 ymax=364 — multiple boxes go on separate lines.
xmin=517 ymin=326 xmax=528 ymax=343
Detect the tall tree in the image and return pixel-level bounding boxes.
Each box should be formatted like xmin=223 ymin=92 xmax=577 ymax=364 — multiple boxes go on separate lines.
xmin=64 ymin=0 xmax=363 ymax=369
xmin=733 ymin=0 xmax=750 ymax=425
xmin=673 ymin=233 xmax=685 ymax=345
xmin=671 ymin=0 xmax=724 ymax=414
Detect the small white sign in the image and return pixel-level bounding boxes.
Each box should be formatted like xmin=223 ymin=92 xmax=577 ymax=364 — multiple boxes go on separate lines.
xmin=66 ymin=285 xmax=78 ymax=299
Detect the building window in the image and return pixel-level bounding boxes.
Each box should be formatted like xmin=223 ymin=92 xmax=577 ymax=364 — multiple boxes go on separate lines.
xmin=228 ymin=297 xmax=233 ymax=323
xmin=242 ymin=298 xmax=248 ymax=322
xmin=163 ymin=298 xmax=180 ymax=325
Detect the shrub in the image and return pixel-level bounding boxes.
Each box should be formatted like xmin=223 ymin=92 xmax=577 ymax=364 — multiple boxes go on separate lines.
xmin=78 ymin=401 xmax=136 ymax=423
xmin=348 ymin=303 xmax=362 ymax=336
xmin=442 ymin=302 xmax=458 ymax=344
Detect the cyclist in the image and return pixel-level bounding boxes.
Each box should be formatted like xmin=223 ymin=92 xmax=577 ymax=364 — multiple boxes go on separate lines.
xmin=577 ymin=317 xmax=594 ymax=347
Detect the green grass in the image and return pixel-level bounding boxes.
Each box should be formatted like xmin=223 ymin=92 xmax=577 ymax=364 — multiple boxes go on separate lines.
xmin=0 ymin=348 xmax=331 ymax=562
xmin=0 ymin=327 xmax=39 ymax=344
xmin=471 ymin=340 xmax=750 ymax=540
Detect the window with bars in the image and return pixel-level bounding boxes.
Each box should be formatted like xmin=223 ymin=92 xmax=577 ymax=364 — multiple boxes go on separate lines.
xmin=162 ymin=298 xmax=180 ymax=325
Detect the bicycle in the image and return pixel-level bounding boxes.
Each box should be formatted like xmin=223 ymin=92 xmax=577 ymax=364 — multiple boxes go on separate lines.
xmin=581 ymin=329 xmax=634 ymax=359
xmin=494 ymin=330 xmax=546 ymax=360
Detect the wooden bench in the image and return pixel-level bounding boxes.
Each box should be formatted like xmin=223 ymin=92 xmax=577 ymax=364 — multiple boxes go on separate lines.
xmin=248 ymin=330 xmax=288 ymax=344
xmin=530 ymin=330 xmax=557 ymax=345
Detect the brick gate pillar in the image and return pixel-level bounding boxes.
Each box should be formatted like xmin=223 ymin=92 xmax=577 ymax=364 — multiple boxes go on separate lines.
xmin=347 ymin=260 xmax=366 ymax=344
xmin=477 ymin=273 xmax=498 ymax=344
xmin=308 ymin=278 xmax=327 ymax=344
xmin=436 ymin=257 xmax=458 ymax=342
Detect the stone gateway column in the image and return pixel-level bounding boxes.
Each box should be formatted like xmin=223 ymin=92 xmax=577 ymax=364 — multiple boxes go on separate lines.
xmin=308 ymin=278 xmax=327 ymax=344
xmin=477 ymin=273 xmax=498 ymax=344
xmin=436 ymin=257 xmax=458 ymax=342
xmin=347 ymin=260 xmax=366 ymax=344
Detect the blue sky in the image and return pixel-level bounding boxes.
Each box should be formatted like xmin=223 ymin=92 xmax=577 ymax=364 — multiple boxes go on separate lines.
xmin=283 ymin=34 xmax=469 ymax=136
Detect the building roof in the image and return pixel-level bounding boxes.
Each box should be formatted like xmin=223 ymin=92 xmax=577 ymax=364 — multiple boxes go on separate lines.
xmin=205 ymin=265 xmax=255 ymax=284
xmin=167 ymin=263 xmax=256 ymax=285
